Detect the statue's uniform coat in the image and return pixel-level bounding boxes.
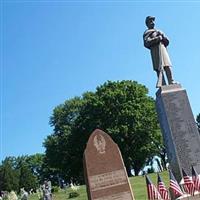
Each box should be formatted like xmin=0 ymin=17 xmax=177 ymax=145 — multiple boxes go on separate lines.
xmin=143 ymin=28 xmax=172 ymax=71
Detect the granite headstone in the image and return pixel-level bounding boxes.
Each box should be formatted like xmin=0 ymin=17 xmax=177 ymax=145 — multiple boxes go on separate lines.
xmin=83 ymin=129 xmax=135 ymax=200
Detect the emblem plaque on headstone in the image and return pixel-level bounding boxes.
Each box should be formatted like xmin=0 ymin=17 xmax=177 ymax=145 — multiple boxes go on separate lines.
xmin=83 ymin=129 xmax=135 ymax=200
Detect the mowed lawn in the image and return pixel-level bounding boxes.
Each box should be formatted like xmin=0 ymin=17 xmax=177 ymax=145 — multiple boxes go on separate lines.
xmin=29 ymin=171 xmax=169 ymax=200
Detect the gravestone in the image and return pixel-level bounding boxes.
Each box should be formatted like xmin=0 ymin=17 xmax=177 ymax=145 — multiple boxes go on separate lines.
xmin=83 ymin=129 xmax=135 ymax=200
xmin=156 ymin=84 xmax=200 ymax=182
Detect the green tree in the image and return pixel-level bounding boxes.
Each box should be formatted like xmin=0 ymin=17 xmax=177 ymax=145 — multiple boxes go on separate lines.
xmin=44 ymin=80 xmax=162 ymax=183
xmin=16 ymin=156 xmax=39 ymax=191
xmin=0 ymin=155 xmax=43 ymax=192
xmin=0 ymin=157 xmax=19 ymax=192
xmin=22 ymin=153 xmax=53 ymax=185
xmin=17 ymin=160 xmax=38 ymax=191
xmin=44 ymin=97 xmax=84 ymax=183
xmin=26 ymin=153 xmax=45 ymax=183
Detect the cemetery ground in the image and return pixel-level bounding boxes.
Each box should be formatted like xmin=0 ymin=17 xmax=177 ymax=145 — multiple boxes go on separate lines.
xmin=29 ymin=171 xmax=169 ymax=200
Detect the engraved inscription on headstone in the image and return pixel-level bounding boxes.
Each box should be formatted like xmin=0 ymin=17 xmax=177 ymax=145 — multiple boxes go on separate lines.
xmin=89 ymin=170 xmax=127 ymax=191
xmin=156 ymin=84 xmax=200 ymax=181
xmin=83 ymin=129 xmax=135 ymax=200
xmin=94 ymin=191 xmax=133 ymax=200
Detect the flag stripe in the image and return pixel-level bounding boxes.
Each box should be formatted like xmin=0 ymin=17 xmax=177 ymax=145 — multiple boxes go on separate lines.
xmin=169 ymin=170 xmax=183 ymax=198
xmin=158 ymin=174 xmax=170 ymax=200
xmin=146 ymin=175 xmax=162 ymax=200
xmin=192 ymin=166 xmax=200 ymax=192
xmin=182 ymin=169 xmax=195 ymax=195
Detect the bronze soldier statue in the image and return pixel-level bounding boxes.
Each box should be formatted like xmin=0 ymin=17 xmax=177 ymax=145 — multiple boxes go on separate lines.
xmin=143 ymin=16 xmax=176 ymax=87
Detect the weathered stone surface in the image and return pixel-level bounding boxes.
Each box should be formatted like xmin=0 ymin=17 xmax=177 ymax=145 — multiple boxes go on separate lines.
xmin=179 ymin=196 xmax=200 ymax=200
xmin=170 ymin=189 xmax=200 ymax=200
xmin=156 ymin=84 xmax=200 ymax=182
xmin=83 ymin=129 xmax=135 ymax=200
xmin=175 ymin=194 xmax=200 ymax=200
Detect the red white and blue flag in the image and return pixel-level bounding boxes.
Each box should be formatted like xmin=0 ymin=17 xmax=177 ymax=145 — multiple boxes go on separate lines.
xmin=192 ymin=166 xmax=200 ymax=192
xmin=157 ymin=173 xmax=170 ymax=200
xmin=169 ymin=170 xmax=183 ymax=198
xmin=146 ymin=175 xmax=162 ymax=200
xmin=182 ymin=169 xmax=195 ymax=196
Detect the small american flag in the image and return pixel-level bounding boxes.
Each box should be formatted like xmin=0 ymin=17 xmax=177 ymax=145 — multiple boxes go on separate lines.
xmin=182 ymin=169 xmax=195 ymax=196
xmin=169 ymin=170 xmax=183 ymax=198
xmin=146 ymin=175 xmax=162 ymax=200
xmin=192 ymin=166 xmax=200 ymax=192
xmin=157 ymin=173 xmax=170 ymax=200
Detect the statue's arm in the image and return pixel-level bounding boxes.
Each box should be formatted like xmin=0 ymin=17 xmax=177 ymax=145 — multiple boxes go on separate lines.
xmin=158 ymin=30 xmax=169 ymax=47
xmin=143 ymin=33 xmax=162 ymax=48
xmin=162 ymin=35 xmax=169 ymax=47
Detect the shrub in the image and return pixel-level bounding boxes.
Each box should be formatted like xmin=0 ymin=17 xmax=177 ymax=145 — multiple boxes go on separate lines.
xmin=51 ymin=186 xmax=59 ymax=193
xmin=68 ymin=191 xmax=80 ymax=198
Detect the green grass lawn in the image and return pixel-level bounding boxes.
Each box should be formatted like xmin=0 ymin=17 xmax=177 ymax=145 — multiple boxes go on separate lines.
xmin=29 ymin=171 xmax=169 ymax=200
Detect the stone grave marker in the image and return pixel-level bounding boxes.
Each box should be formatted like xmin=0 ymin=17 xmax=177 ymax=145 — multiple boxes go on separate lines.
xmin=83 ymin=129 xmax=135 ymax=200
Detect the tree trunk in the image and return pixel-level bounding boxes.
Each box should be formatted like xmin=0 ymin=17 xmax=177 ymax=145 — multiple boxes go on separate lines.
xmin=134 ymin=167 xmax=140 ymax=176
xmin=125 ymin=164 xmax=132 ymax=177
xmin=160 ymin=148 xmax=167 ymax=170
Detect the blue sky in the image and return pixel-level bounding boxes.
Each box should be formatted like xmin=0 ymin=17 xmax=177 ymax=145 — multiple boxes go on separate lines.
xmin=1 ymin=1 xmax=200 ymax=161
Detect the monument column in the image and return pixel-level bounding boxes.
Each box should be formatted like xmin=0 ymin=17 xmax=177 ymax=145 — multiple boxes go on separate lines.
xmin=156 ymin=84 xmax=200 ymax=181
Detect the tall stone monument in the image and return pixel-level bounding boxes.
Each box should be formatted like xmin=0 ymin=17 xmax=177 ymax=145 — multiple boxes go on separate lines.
xmin=143 ymin=16 xmax=200 ymax=182
xmin=156 ymin=84 xmax=200 ymax=181
xmin=83 ymin=129 xmax=135 ymax=200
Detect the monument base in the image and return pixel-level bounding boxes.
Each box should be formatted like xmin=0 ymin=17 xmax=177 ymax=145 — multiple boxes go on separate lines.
xmin=156 ymin=84 xmax=200 ymax=182
xmin=176 ymin=194 xmax=200 ymax=200
xmin=170 ymin=188 xmax=200 ymax=200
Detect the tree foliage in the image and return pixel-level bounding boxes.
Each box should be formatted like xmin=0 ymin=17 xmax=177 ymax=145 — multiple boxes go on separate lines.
xmin=19 ymin=162 xmax=37 ymax=191
xmin=0 ymin=157 xmax=19 ymax=192
xmin=44 ymin=80 xmax=162 ymax=183
xmin=0 ymin=154 xmax=45 ymax=192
